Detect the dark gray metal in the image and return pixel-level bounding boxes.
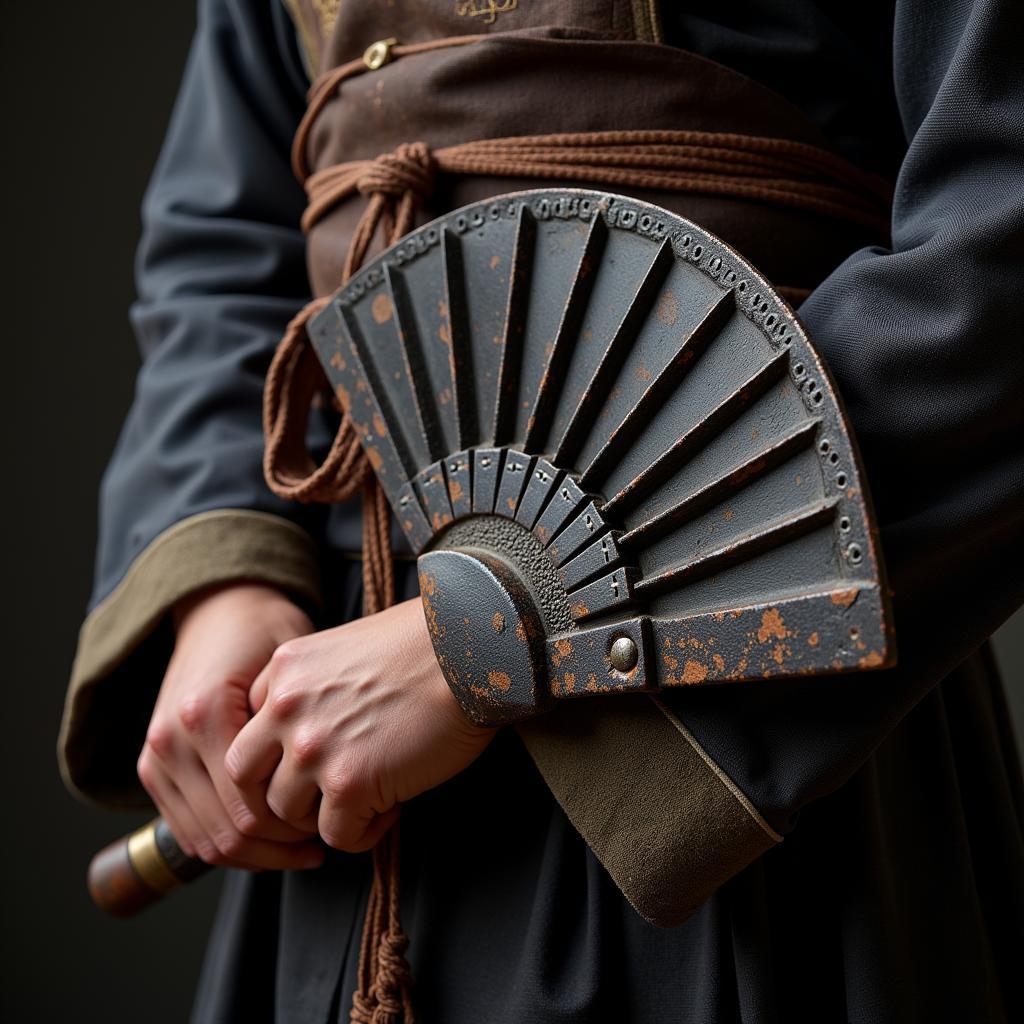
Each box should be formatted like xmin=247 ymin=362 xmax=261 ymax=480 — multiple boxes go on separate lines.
xmin=310 ymin=189 xmax=894 ymax=726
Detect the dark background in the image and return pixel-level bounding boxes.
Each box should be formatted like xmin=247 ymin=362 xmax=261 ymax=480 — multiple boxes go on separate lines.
xmin=3 ymin=3 xmax=1022 ymax=1021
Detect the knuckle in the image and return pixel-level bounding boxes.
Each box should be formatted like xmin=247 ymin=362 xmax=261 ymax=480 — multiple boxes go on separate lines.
xmin=318 ymin=824 xmax=346 ymax=851
xmin=145 ymin=722 xmax=173 ymax=759
xmin=223 ymin=747 xmax=246 ymax=784
xmin=197 ymin=843 xmax=224 ymax=866
xmin=229 ymin=804 xmax=262 ymax=837
xmin=177 ymin=696 xmax=210 ymax=734
xmin=321 ymin=764 xmax=363 ymax=805
xmin=291 ymin=729 xmax=324 ymax=768
xmin=271 ymin=640 xmax=301 ymax=670
xmin=269 ymin=687 xmax=302 ymax=720
xmin=136 ymin=754 xmax=156 ymax=791
xmin=213 ymin=829 xmax=246 ymax=860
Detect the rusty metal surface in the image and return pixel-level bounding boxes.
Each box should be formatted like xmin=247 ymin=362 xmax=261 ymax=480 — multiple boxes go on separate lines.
xmin=310 ymin=189 xmax=894 ymax=726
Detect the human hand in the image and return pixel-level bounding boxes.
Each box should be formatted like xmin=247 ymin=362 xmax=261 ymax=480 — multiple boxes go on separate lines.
xmin=137 ymin=583 xmax=326 ymax=871
xmin=224 ymin=597 xmax=496 ymax=853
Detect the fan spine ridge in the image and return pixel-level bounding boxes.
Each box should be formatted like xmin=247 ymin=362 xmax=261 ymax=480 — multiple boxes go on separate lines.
xmin=552 ymin=240 xmax=675 ymax=469
xmin=633 ymin=497 xmax=838 ymax=600
xmin=441 ymin=228 xmax=479 ymax=451
xmin=619 ymin=418 xmax=821 ymax=548
xmin=339 ymin=304 xmax=418 ymax=483
xmin=384 ymin=264 xmax=447 ymax=464
xmin=492 ymin=207 xmax=537 ymax=446
xmin=602 ymin=348 xmax=792 ymax=518
xmin=578 ymin=288 xmax=734 ymax=492
xmin=523 ymin=214 xmax=609 ymax=454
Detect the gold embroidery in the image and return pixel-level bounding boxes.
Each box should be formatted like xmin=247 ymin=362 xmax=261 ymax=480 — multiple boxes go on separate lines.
xmin=312 ymin=0 xmax=342 ymax=36
xmin=455 ymin=0 xmax=518 ymax=26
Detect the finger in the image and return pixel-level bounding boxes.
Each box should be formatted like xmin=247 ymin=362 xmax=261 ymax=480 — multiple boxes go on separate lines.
xmin=177 ymin=752 xmax=325 ymax=871
xmin=137 ymin=754 xmax=211 ymax=862
xmin=248 ymin=664 xmax=270 ymax=715
xmin=266 ymin=763 xmax=321 ymax=827
xmin=224 ymin=714 xmax=284 ymax=788
xmin=200 ymin=739 xmax=315 ymax=844
xmin=318 ymin=797 xmax=399 ymax=854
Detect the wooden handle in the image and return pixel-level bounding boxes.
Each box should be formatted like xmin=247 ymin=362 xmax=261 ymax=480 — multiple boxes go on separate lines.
xmin=88 ymin=819 xmax=210 ymax=917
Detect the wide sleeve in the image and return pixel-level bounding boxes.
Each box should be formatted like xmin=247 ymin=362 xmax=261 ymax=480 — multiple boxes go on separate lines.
xmin=522 ymin=0 xmax=1023 ymax=924
xmin=59 ymin=0 xmax=333 ymax=807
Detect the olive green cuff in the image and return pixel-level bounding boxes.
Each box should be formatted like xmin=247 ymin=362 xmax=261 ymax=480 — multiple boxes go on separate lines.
xmin=58 ymin=509 xmax=322 ymax=809
xmin=519 ymin=693 xmax=781 ymax=927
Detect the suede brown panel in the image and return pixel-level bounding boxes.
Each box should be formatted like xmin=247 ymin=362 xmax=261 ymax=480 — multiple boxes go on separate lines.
xmin=303 ymin=31 xmax=882 ymax=298
xmin=320 ymin=1 xmax=641 ymax=71
xmin=59 ymin=510 xmax=322 ymax=808
xmin=519 ymin=694 xmax=780 ymax=927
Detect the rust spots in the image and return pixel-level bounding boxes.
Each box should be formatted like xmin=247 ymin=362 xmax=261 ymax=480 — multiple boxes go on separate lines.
xmin=515 ymin=620 xmax=529 ymax=643
xmin=491 ymin=612 xmax=505 ymax=634
xmin=563 ymin=672 xmax=576 ymax=693
xmin=551 ymin=638 xmax=572 ymax=667
xmin=371 ymin=293 xmax=393 ymax=324
xmin=723 ymin=507 xmax=734 ymax=522
xmin=439 ymin=387 xmax=452 ymax=406
xmin=570 ymin=601 xmax=590 ymax=619
xmin=771 ymin=643 xmax=788 ymax=666
xmin=807 ymin=631 xmax=820 ymax=647
xmin=489 ymin=254 xmax=501 ymax=270
xmin=859 ymin=650 xmax=884 ymax=668
xmin=681 ymin=660 xmax=708 ymax=684
xmin=831 ymin=588 xmax=860 ymax=609
xmin=757 ymin=608 xmax=789 ymax=643
xmin=449 ymin=479 xmax=464 ymax=503
xmin=505 ymin=497 xmax=517 ymax=512
xmin=712 ymin=653 xmax=725 ymax=672
xmin=329 ymin=352 xmax=346 ymax=371
xmin=372 ymin=412 xmax=388 ymax=437
xmin=663 ymin=652 xmax=679 ymax=671
xmin=366 ymin=447 xmax=383 ymax=472
xmin=635 ymin=361 xmax=653 ymax=383
xmin=335 ymin=383 xmax=351 ymax=410
xmin=488 ymin=670 xmax=512 ymax=693
xmin=418 ymin=573 xmax=441 ymax=640
xmin=657 ymin=290 xmax=678 ymax=326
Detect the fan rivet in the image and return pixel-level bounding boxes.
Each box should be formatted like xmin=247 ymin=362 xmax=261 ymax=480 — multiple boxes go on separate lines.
xmin=363 ymin=38 xmax=397 ymax=70
xmin=610 ymin=637 xmax=638 ymax=672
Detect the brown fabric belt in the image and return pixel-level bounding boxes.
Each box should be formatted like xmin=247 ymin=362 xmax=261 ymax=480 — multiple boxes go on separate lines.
xmin=261 ymin=37 xmax=892 ymax=1024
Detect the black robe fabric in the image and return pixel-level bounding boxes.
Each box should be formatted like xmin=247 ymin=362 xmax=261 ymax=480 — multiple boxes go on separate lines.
xmin=84 ymin=0 xmax=1023 ymax=1020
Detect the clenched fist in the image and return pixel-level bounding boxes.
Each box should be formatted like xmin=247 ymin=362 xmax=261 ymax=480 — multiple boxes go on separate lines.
xmin=137 ymin=583 xmax=325 ymax=871
xmin=224 ymin=597 xmax=497 ymax=853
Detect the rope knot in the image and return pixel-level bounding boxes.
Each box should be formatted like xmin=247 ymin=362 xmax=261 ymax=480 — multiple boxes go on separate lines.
xmin=357 ymin=142 xmax=437 ymax=201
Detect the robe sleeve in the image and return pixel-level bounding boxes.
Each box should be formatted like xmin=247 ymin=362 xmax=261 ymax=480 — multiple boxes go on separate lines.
xmin=58 ymin=0 xmax=332 ymax=808
xmin=521 ymin=0 xmax=1024 ymax=925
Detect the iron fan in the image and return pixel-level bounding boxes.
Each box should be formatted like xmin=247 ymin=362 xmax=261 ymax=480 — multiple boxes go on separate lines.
xmin=309 ymin=190 xmax=893 ymax=725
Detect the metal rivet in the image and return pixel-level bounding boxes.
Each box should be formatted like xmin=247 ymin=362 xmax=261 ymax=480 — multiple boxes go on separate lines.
xmin=363 ymin=38 xmax=397 ymax=71
xmin=610 ymin=637 xmax=638 ymax=672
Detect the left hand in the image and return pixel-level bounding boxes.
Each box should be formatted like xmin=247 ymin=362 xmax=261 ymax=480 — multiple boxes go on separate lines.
xmin=224 ymin=597 xmax=496 ymax=852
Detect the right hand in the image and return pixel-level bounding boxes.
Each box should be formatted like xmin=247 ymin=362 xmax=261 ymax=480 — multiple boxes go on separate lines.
xmin=137 ymin=582 xmax=326 ymax=871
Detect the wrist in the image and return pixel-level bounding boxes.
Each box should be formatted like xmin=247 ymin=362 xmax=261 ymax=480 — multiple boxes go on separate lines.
xmin=172 ymin=581 xmax=311 ymax=637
